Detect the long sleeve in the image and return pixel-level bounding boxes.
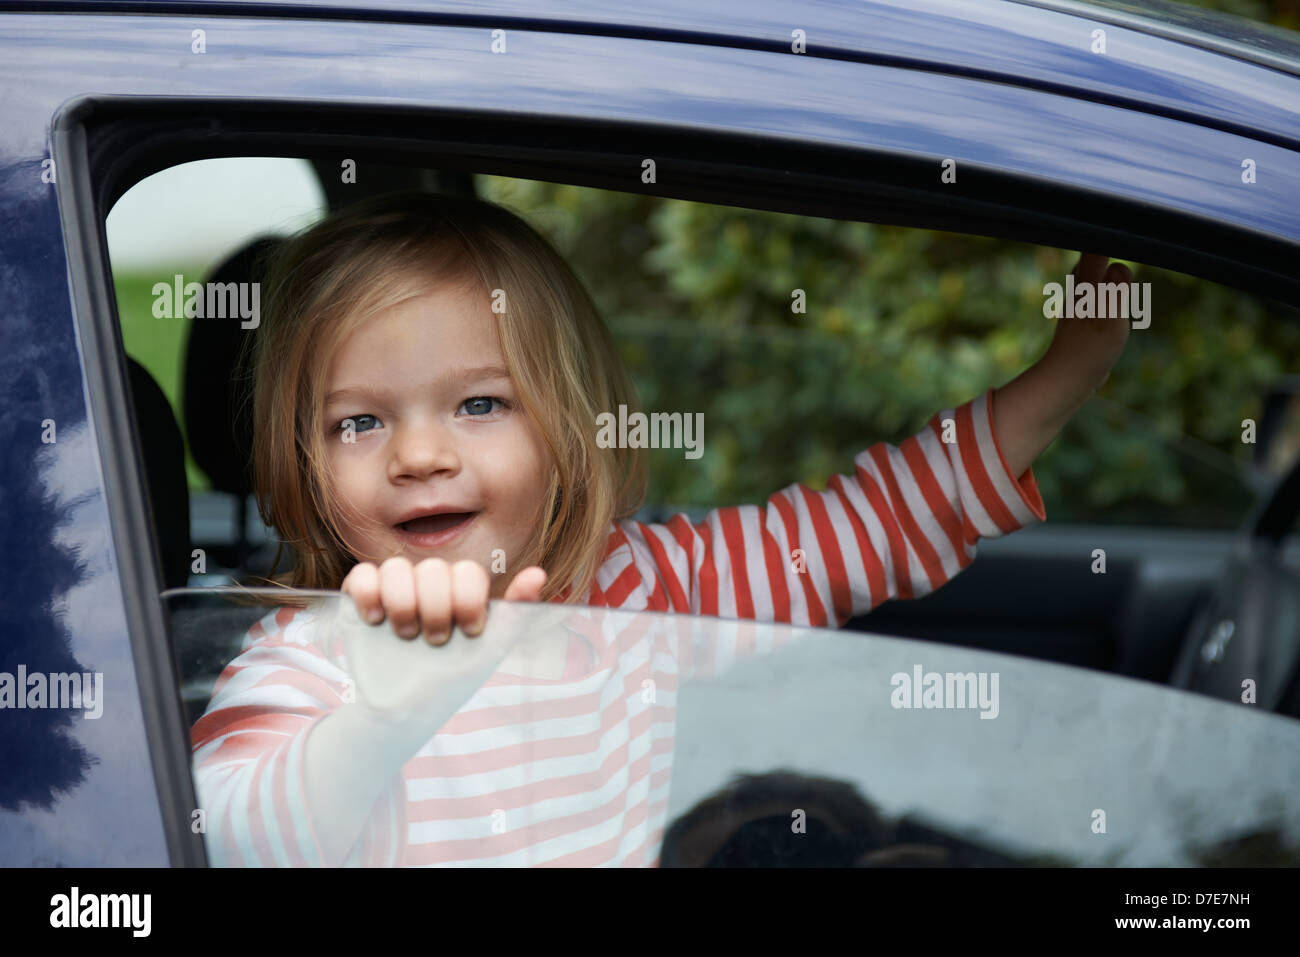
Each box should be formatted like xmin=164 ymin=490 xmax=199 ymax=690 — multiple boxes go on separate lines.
xmin=189 ymin=606 xmax=407 ymax=867
xmin=619 ymin=388 xmax=1045 ymax=632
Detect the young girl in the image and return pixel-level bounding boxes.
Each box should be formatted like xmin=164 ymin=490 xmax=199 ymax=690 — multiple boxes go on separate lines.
xmin=190 ymin=190 xmax=1131 ymax=867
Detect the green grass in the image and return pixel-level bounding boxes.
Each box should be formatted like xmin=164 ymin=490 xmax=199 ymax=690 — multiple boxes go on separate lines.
xmin=115 ymin=269 xmax=212 ymax=491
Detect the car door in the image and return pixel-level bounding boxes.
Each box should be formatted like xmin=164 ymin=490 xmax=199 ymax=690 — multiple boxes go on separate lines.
xmin=4 ymin=0 xmax=1300 ymax=867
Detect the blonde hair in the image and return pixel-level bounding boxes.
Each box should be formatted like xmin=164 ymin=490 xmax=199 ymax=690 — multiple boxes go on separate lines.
xmin=249 ymin=190 xmax=646 ymax=602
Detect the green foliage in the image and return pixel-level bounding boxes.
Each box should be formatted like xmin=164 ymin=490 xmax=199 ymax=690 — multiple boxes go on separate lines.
xmin=480 ymin=175 xmax=1300 ymax=527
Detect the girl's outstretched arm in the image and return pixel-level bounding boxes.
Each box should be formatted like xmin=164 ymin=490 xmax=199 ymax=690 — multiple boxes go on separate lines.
xmin=614 ymin=384 xmax=1043 ymax=633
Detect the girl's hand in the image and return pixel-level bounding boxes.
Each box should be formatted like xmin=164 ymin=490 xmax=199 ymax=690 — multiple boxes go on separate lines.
xmin=1043 ymin=252 xmax=1133 ymax=392
xmin=991 ymin=252 xmax=1134 ymax=477
xmin=341 ymin=557 xmax=547 ymax=644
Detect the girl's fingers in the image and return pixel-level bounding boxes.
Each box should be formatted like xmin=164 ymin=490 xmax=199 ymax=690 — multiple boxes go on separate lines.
xmin=1076 ymin=253 xmax=1133 ymax=287
xmin=341 ymin=562 xmax=383 ymax=624
xmin=413 ymin=558 xmax=452 ymax=645
xmin=379 ymin=556 xmax=420 ymax=640
xmin=1074 ymin=252 xmax=1108 ymax=283
xmin=503 ymin=566 xmax=548 ymax=603
xmin=353 ymin=558 xmax=543 ymax=644
xmin=450 ymin=560 xmax=490 ymax=637
xmin=1104 ymin=262 xmax=1132 ymax=284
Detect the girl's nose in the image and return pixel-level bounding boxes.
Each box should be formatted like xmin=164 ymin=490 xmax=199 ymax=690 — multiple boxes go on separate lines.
xmin=388 ymin=420 xmax=460 ymax=481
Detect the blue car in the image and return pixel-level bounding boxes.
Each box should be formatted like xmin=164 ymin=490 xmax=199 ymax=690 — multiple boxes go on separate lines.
xmin=2 ymin=0 xmax=1300 ymax=874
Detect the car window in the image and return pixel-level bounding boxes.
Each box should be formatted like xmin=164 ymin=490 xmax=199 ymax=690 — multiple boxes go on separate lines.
xmin=103 ymin=163 xmax=1300 ymax=868
xmin=172 ymin=589 xmax=1300 ymax=866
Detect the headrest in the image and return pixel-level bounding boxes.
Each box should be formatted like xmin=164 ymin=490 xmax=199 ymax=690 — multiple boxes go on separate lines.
xmin=182 ymin=237 xmax=283 ymax=497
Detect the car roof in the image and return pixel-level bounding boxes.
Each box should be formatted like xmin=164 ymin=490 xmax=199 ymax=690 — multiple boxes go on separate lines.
xmin=70 ymin=0 xmax=1300 ymax=148
xmin=82 ymin=0 xmax=1300 ymax=73
xmin=1019 ymin=0 xmax=1300 ymax=73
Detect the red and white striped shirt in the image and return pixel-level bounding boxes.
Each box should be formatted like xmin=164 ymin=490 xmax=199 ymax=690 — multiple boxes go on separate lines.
xmin=191 ymin=388 xmax=1044 ymax=866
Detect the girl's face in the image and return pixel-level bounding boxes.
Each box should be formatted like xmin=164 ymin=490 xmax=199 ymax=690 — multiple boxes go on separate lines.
xmin=321 ymin=276 xmax=553 ymax=596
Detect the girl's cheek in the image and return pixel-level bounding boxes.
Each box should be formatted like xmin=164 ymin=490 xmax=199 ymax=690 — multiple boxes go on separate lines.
xmin=520 ymin=418 xmax=552 ymax=475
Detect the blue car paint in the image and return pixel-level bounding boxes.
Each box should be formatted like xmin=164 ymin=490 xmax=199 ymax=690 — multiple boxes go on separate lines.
xmin=0 ymin=1 xmax=1298 ymax=866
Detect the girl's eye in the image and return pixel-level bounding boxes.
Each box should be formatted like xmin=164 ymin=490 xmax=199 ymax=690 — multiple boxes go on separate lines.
xmin=338 ymin=414 xmax=381 ymax=434
xmin=459 ymin=397 xmax=505 ymax=417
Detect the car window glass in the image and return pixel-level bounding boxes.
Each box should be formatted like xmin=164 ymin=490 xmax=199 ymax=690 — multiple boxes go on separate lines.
xmin=171 ymin=589 xmax=1300 ymax=866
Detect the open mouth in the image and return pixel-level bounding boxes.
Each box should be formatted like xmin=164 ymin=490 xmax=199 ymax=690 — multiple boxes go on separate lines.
xmin=394 ymin=511 xmax=478 ymax=546
xmin=399 ymin=512 xmax=475 ymax=534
